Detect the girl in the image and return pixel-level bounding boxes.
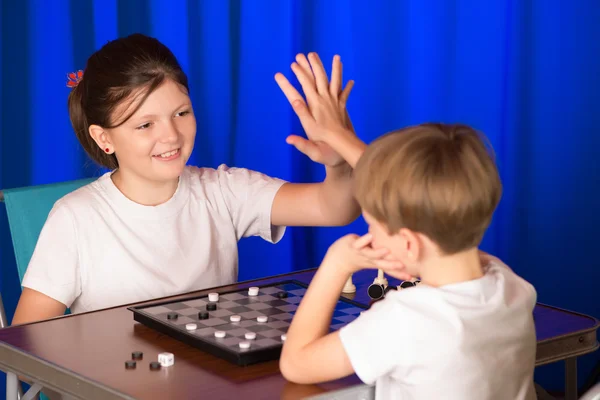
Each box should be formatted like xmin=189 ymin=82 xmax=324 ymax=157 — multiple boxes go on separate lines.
xmin=12 ymin=33 xmax=360 ymax=324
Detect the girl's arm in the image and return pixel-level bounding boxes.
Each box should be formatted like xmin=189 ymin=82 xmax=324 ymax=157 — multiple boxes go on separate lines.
xmin=12 ymin=288 xmax=67 ymax=325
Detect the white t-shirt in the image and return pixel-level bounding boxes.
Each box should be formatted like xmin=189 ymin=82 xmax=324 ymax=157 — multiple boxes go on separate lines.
xmin=21 ymin=165 xmax=287 ymax=314
xmin=339 ymin=260 xmax=538 ymax=400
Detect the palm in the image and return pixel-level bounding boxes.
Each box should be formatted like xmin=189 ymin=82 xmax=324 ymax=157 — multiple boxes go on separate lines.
xmin=303 ymin=111 xmax=355 ymax=167
xmin=291 ymin=114 xmax=355 ymax=167
xmin=311 ymin=140 xmax=345 ymax=167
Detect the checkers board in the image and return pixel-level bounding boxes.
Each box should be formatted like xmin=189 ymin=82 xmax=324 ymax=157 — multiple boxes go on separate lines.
xmin=128 ymin=280 xmax=368 ymax=366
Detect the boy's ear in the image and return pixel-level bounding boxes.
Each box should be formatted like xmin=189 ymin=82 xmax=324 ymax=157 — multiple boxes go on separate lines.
xmin=89 ymin=124 xmax=114 ymax=153
xmin=398 ymin=228 xmax=421 ymax=262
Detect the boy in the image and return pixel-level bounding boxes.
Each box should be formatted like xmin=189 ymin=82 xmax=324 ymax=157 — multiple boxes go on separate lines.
xmin=277 ymin=122 xmax=537 ymax=400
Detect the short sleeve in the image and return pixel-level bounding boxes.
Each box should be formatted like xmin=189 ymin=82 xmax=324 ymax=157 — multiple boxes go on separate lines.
xmin=216 ymin=164 xmax=287 ymax=242
xmin=338 ymin=296 xmax=414 ymax=385
xmin=21 ymin=202 xmax=82 ymax=308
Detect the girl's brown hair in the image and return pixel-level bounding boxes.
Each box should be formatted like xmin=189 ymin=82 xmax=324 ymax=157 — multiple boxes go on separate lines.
xmin=67 ymin=33 xmax=189 ymax=169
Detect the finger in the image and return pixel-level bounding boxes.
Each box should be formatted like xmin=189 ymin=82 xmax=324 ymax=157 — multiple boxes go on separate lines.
xmin=290 ymin=62 xmax=320 ymax=104
xmin=352 ymin=233 xmax=373 ymax=249
xmin=339 ymin=80 xmax=354 ymax=108
xmin=329 ymin=55 xmax=342 ymax=98
xmin=362 ymin=247 xmax=390 ymax=259
xmin=344 ymin=111 xmax=356 ymax=134
xmin=276 ymin=91 xmax=317 ymax=133
xmin=294 ymin=55 xmax=318 ymax=105
xmin=287 ymin=136 xmax=322 ymax=162
xmin=274 ymin=72 xmax=307 ymax=107
xmin=308 ymin=52 xmax=330 ymax=95
xmin=374 ymin=259 xmax=406 ymax=270
xmin=295 ymin=53 xmax=315 ymax=81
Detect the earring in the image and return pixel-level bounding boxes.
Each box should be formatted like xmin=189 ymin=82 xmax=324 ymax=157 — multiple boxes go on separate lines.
xmin=105 ymin=148 xmax=110 ymax=153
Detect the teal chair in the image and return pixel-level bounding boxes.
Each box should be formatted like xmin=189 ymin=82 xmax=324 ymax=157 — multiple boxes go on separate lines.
xmin=1 ymin=177 xmax=95 ymax=285
xmin=0 ymin=177 xmax=95 ymax=400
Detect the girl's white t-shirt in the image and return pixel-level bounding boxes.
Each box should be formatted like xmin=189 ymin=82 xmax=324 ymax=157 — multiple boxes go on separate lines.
xmin=21 ymin=165 xmax=287 ymax=314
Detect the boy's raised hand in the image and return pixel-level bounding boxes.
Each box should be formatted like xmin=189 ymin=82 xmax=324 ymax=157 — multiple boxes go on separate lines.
xmin=322 ymin=233 xmax=411 ymax=281
xmin=275 ymin=53 xmax=355 ymax=167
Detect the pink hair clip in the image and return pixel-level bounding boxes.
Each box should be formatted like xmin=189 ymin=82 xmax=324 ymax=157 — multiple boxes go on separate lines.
xmin=66 ymin=70 xmax=83 ymax=88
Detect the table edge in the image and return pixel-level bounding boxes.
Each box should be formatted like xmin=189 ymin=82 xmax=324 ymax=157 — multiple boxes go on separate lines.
xmin=5 ymin=267 xmax=319 ymax=329
xmin=537 ymin=324 xmax=600 ymax=344
xmin=0 ymin=341 xmax=134 ymax=400
xmin=536 ymin=341 xmax=600 ymax=366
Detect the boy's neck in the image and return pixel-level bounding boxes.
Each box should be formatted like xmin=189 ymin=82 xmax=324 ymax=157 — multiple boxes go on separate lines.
xmin=418 ymin=247 xmax=483 ymax=287
xmin=111 ymin=169 xmax=179 ymax=206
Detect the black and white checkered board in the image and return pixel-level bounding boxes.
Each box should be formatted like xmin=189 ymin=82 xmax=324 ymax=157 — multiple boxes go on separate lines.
xmin=129 ymin=280 xmax=367 ymax=366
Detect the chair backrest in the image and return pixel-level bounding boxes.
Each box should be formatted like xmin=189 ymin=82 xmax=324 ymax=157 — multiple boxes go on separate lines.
xmin=1 ymin=178 xmax=95 ymax=282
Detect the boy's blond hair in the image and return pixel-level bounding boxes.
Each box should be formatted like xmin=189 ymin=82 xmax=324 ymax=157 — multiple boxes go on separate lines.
xmin=353 ymin=123 xmax=502 ymax=255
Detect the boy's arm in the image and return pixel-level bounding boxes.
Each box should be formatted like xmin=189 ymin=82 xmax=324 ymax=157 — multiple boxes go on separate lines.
xmin=279 ymin=258 xmax=356 ymax=383
xmin=281 ymin=234 xmax=408 ymax=384
xmin=326 ymin=128 xmax=367 ymax=169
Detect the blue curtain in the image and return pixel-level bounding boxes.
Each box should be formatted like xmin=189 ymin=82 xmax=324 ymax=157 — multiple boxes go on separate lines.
xmin=1 ymin=0 xmax=599 ymax=394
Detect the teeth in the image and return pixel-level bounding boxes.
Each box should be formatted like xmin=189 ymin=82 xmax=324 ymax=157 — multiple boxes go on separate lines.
xmin=157 ymin=149 xmax=179 ymax=158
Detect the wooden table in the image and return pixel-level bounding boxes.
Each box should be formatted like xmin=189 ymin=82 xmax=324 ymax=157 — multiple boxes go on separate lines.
xmin=0 ymin=268 xmax=598 ymax=400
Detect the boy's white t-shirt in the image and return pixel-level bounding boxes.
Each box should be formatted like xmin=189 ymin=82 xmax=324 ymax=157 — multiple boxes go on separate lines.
xmin=339 ymin=260 xmax=538 ymax=400
xmin=21 ymin=165 xmax=287 ymax=314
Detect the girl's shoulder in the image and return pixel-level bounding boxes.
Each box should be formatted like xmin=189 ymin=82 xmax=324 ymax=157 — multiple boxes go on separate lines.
xmin=52 ymin=173 xmax=110 ymax=211
xmin=185 ymin=164 xmax=285 ymax=188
